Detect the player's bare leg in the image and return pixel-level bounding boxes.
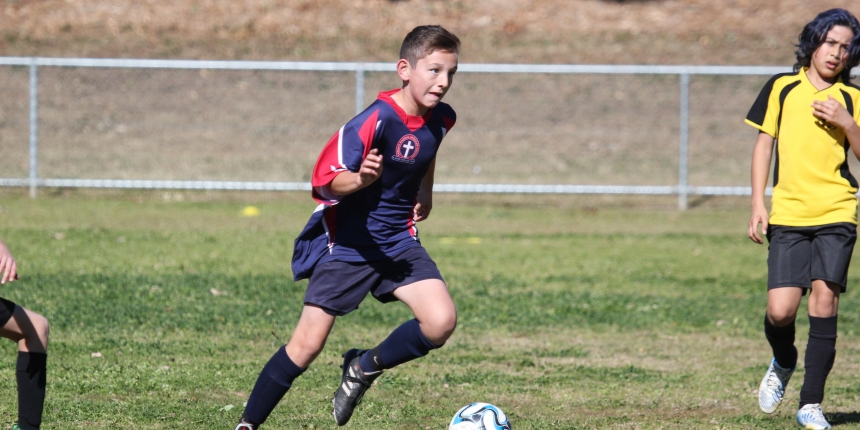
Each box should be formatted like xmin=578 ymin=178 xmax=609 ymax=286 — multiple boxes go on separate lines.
xmin=285 ymin=305 xmax=337 ymax=368
xmin=807 ymin=280 xmax=840 ymax=318
xmin=1 ymin=305 xmax=49 ymax=430
xmin=0 ymin=306 xmax=50 ymax=353
xmin=393 ymin=279 xmax=457 ymax=345
xmin=767 ymin=287 xmax=803 ymax=326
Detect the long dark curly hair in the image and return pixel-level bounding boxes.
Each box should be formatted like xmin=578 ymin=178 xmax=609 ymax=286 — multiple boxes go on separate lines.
xmin=794 ymin=8 xmax=860 ymax=82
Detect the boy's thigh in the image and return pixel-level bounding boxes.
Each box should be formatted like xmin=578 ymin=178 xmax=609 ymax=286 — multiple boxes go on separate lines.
xmin=810 ymin=223 xmax=857 ymax=292
xmin=304 ymin=247 xmax=444 ymax=316
xmin=767 ymin=225 xmax=813 ymax=290
xmin=369 ymin=247 xmax=444 ymax=304
xmin=767 ymin=223 xmax=858 ymax=292
xmin=305 ymin=260 xmax=379 ymax=317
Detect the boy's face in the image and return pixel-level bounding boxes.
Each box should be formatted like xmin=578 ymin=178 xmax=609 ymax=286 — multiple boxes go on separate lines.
xmin=398 ymin=49 xmax=458 ymax=114
xmin=810 ymin=25 xmax=854 ymax=81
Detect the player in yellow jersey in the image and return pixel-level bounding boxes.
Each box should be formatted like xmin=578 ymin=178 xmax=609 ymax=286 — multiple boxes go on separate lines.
xmin=746 ymin=8 xmax=860 ymax=429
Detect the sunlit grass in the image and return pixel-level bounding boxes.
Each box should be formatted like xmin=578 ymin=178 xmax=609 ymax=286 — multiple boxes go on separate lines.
xmin=1 ymin=191 xmax=859 ymax=428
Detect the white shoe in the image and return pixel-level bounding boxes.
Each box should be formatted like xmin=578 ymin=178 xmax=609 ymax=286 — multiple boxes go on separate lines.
xmin=797 ymin=403 xmax=831 ymax=429
xmin=759 ymin=358 xmax=794 ymax=413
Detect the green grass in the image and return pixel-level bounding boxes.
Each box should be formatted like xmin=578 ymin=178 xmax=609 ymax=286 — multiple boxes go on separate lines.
xmin=2 ymin=190 xmax=860 ymax=428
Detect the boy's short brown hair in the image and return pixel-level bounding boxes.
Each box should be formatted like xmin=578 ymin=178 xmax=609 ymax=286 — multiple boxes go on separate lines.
xmin=399 ymin=25 xmax=460 ymax=67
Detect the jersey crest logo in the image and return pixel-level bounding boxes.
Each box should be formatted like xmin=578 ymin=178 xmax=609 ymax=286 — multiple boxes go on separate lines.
xmin=392 ymin=134 xmax=420 ymax=164
xmin=816 ymin=118 xmax=836 ymax=131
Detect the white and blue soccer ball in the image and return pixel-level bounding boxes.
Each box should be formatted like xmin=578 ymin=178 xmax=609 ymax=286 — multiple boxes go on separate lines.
xmin=448 ymin=402 xmax=512 ymax=430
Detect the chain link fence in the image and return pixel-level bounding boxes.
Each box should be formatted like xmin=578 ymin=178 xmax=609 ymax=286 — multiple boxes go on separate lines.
xmin=2 ymin=59 xmax=857 ymax=209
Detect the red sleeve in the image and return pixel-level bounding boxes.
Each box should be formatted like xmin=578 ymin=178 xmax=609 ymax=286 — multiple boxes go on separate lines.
xmin=311 ymin=109 xmax=380 ymax=203
xmin=443 ymin=116 xmax=456 ymax=134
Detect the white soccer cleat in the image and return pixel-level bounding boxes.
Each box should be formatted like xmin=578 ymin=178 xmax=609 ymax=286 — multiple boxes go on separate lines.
xmin=759 ymin=358 xmax=794 ymax=413
xmin=797 ymin=403 xmax=831 ymax=429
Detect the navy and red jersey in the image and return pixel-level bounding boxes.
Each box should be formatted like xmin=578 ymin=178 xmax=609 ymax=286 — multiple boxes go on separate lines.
xmin=291 ymin=89 xmax=456 ymax=280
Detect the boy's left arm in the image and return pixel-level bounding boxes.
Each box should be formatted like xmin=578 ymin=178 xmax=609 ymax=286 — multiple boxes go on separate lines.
xmin=413 ymin=157 xmax=436 ymax=222
xmin=812 ymin=95 xmax=860 ymax=159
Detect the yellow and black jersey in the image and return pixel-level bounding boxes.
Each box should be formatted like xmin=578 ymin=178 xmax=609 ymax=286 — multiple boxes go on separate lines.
xmin=745 ymin=68 xmax=860 ymax=226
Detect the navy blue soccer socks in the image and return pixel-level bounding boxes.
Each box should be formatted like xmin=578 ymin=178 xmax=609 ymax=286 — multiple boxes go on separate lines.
xmin=242 ymin=346 xmax=305 ymax=425
xmin=359 ymin=318 xmax=441 ymax=372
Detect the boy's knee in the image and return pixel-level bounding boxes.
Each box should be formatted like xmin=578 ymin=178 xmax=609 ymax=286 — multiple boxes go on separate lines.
xmin=424 ymin=309 xmax=457 ymax=343
xmin=34 ymin=313 xmax=49 ymax=337
xmin=28 ymin=313 xmax=50 ymax=351
xmin=288 ymin=334 xmax=326 ymax=362
xmin=809 ymin=301 xmax=839 ymax=318
xmin=300 ymin=338 xmax=325 ymax=355
xmin=767 ymin=309 xmax=797 ymax=326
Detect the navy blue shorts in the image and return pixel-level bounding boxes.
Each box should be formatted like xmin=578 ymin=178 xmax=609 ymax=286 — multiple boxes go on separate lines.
xmin=304 ymin=247 xmax=444 ymax=316
xmin=0 ymin=297 xmax=17 ymax=327
xmin=767 ymin=223 xmax=857 ymax=292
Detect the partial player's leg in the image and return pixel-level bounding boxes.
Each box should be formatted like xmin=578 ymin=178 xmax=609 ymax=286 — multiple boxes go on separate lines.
xmin=333 ymin=278 xmax=456 ymax=426
xmin=760 ymin=286 xmax=803 ymax=414
xmin=760 ymin=225 xmax=808 ymax=414
xmin=236 ymin=305 xmax=335 ymax=429
xmin=796 ymin=223 xmax=854 ymax=429
xmin=0 ymin=299 xmax=50 ymax=430
xmin=362 ymin=277 xmax=456 ymax=372
xmin=794 ymin=280 xmax=839 ymax=430
xmin=765 ymin=286 xmax=803 ymax=367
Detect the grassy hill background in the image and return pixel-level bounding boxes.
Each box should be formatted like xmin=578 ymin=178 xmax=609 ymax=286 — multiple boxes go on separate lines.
xmin=2 ymin=0 xmax=856 ymax=65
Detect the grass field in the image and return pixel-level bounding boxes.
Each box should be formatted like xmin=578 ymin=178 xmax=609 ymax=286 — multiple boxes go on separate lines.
xmin=2 ymin=190 xmax=860 ymax=429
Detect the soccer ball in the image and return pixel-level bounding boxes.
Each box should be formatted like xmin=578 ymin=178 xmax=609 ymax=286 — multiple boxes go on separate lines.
xmin=448 ymin=402 xmax=512 ymax=430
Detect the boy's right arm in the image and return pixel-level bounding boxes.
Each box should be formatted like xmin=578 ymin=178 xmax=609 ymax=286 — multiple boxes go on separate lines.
xmin=311 ymin=110 xmax=384 ymax=201
xmin=0 ymin=239 xmax=19 ymax=284
xmin=748 ymin=132 xmax=774 ymax=244
xmin=327 ymin=148 xmax=383 ymax=197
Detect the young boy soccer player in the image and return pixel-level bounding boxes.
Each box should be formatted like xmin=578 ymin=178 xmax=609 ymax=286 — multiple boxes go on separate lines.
xmin=0 ymin=239 xmax=50 ymax=430
xmin=747 ymin=8 xmax=860 ymax=429
xmin=234 ymin=25 xmax=460 ymax=429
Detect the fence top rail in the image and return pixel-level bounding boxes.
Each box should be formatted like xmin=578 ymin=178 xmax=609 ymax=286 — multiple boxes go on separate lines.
xmin=1 ymin=57 xmax=840 ymax=76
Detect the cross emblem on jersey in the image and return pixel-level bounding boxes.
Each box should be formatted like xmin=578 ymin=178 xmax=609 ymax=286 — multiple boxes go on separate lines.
xmin=392 ymin=134 xmax=421 ymax=164
xmin=402 ymin=141 xmax=415 ymax=157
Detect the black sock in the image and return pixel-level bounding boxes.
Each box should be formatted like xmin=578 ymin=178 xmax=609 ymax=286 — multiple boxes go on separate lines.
xmin=17 ymin=351 xmax=47 ymax=430
xmin=799 ymin=315 xmax=838 ymax=407
xmin=242 ymin=346 xmax=305 ymax=425
xmin=764 ymin=314 xmax=798 ymax=369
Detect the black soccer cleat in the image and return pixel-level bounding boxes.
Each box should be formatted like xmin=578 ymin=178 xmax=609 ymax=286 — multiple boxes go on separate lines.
xmin=332 ymin=348 xmax=382 ymax=426
xmin=233 ymin=416 xmax=258 ymax=430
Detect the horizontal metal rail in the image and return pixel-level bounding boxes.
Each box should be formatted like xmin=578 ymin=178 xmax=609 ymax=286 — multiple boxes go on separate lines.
xmin=5 ymin=57 xmax=853 ymax=205
xmin=0 ymin=178 xmax=309 ymax=191
xmin=0 ymin=56 xmax=823 ymax=75
xmin=0 ymin=178 xmax=774 ymax=196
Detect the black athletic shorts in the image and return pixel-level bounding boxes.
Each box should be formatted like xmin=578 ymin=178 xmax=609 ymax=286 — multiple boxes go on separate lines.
xmin=0 ymin=297 xmax=17 ymax=327
xmin=304 ymin=246 xmax=444 ymax=316
xmin=766 ymin=222 xmax=857 ymax=292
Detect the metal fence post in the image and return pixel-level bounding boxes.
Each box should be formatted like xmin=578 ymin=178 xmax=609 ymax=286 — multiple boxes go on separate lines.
xmin=29 ymin=60 xmax=39 ymax=199
xmin=678 ymin=72 xmax=690 ymax=211
xmin=355 ymin=68 xmax=365 ymax=115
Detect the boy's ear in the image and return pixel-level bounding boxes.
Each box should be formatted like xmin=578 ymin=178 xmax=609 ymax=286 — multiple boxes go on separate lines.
xmin=396 ymin=59 xmax=411 ymax=81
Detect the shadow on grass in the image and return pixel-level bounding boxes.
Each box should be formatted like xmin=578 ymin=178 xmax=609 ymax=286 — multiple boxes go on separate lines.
xmin=828 ymin=411 xmax=860 ymax=426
